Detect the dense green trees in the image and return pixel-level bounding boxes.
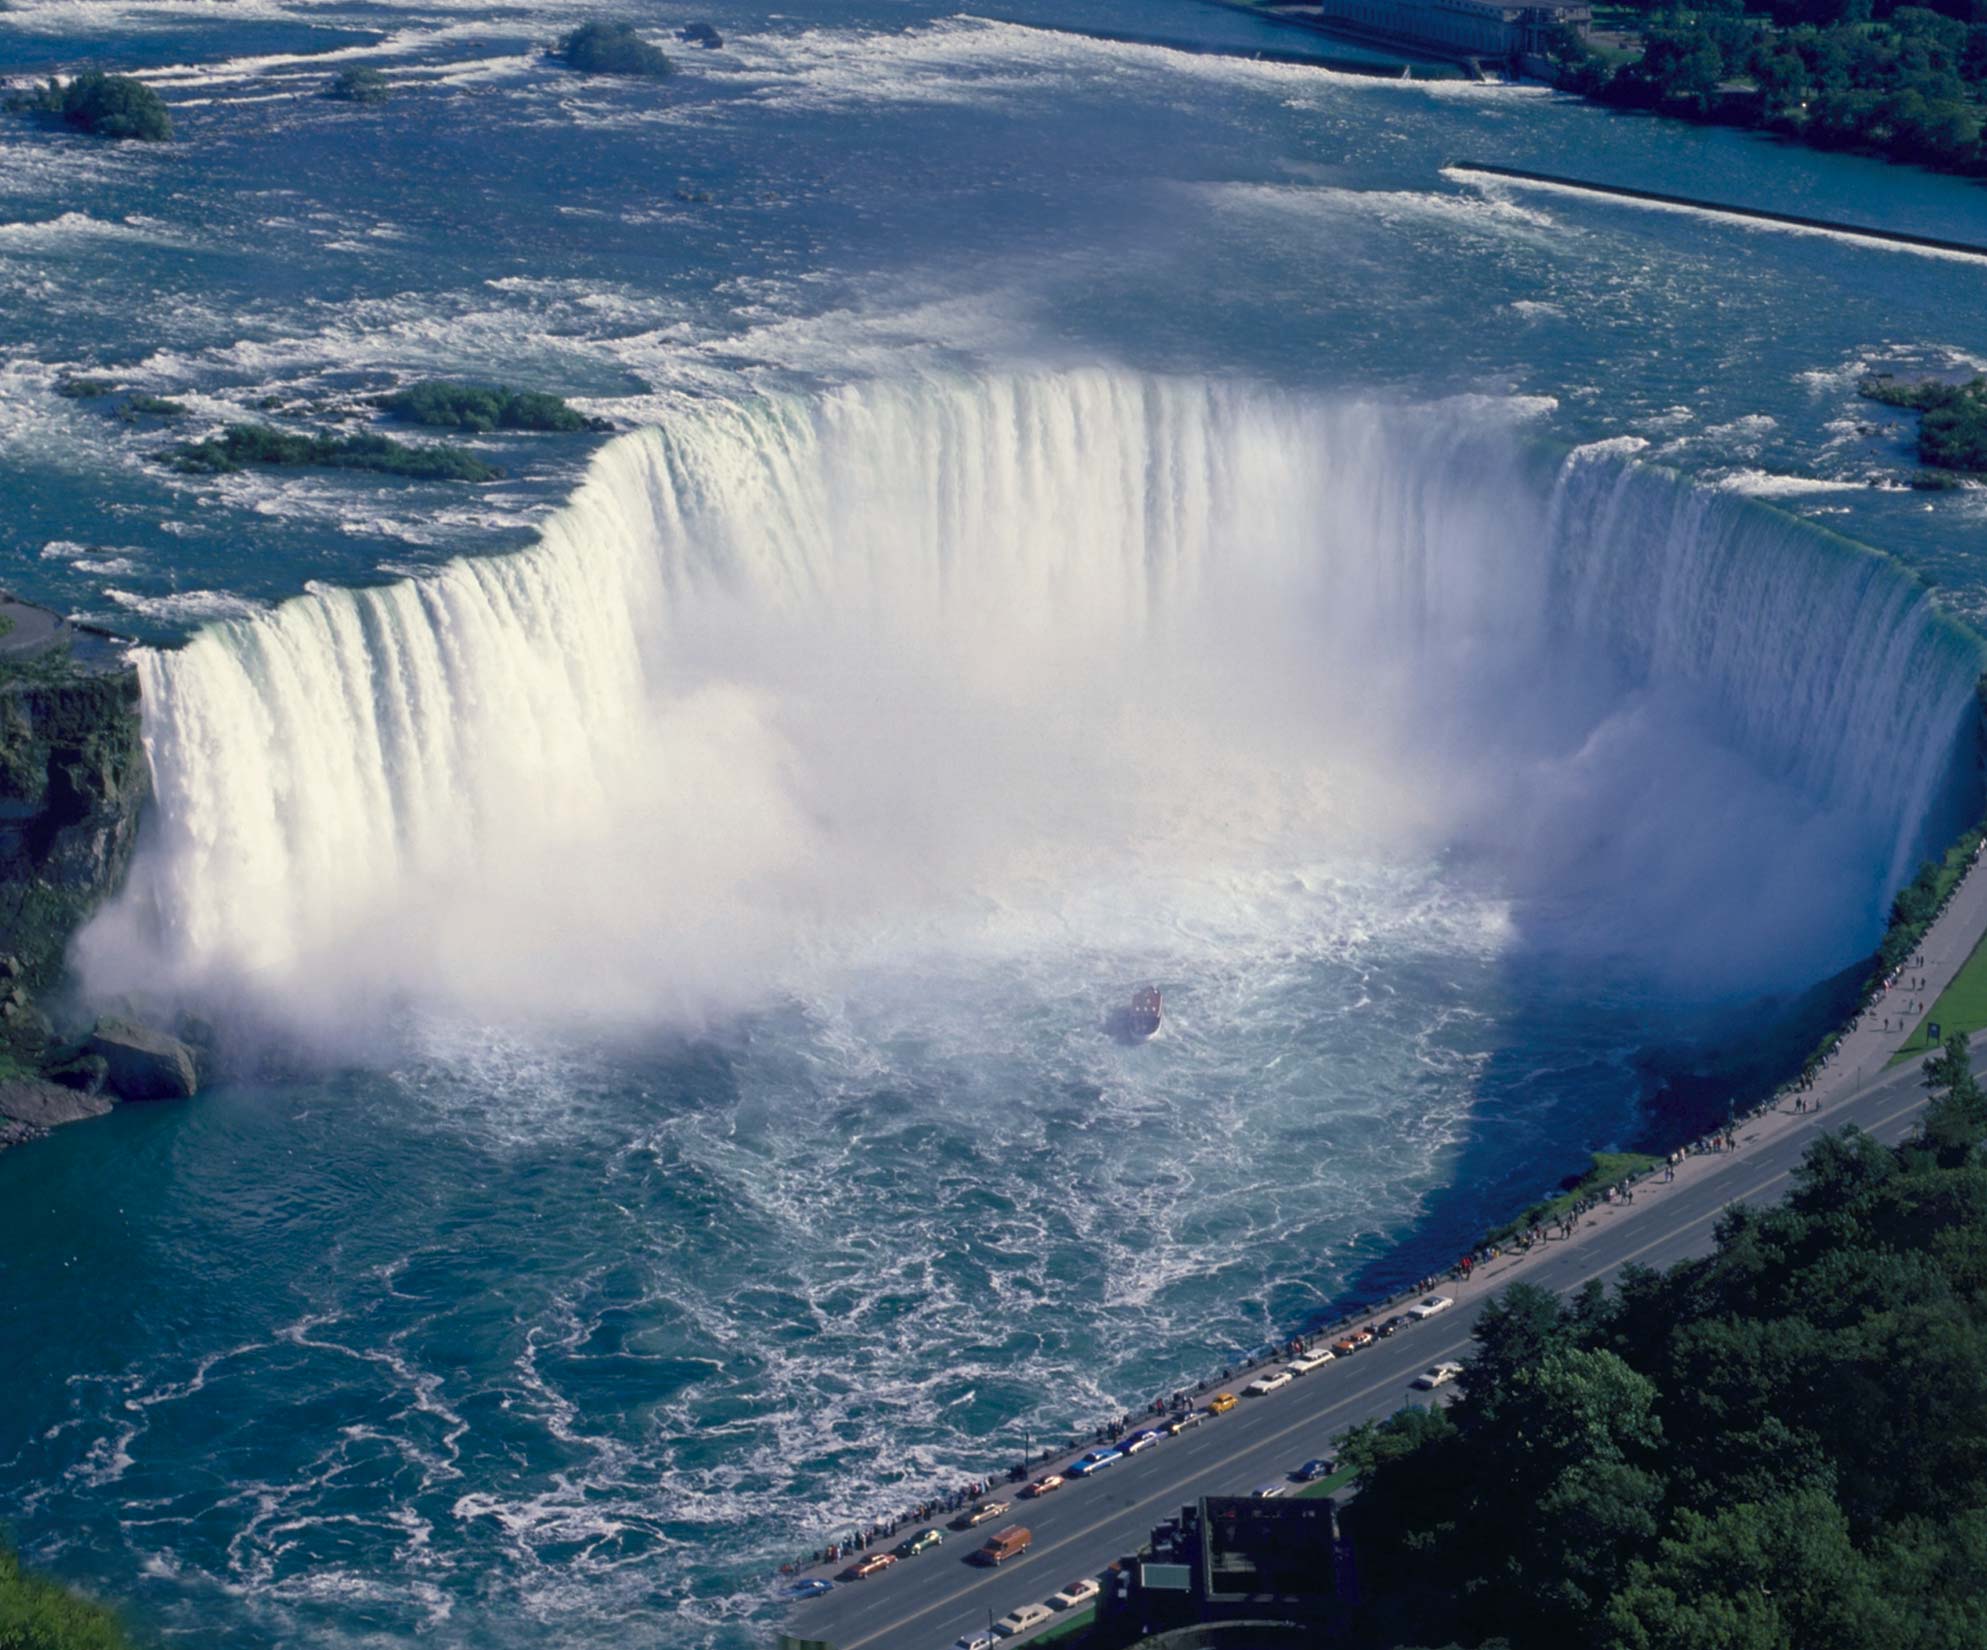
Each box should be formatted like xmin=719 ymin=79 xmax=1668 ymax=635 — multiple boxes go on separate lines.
xmin=1339 ymin=1040 xmax=1987 ymax=1650
xmin=0 ymin=1543 xmax=130 ymax=1650
xmin=375 ymin=381 xmax=609 ymax=433
xmin=1555 ymin=3 xmax=1987 ymax=174
xmin=4 ymin=73 xmax=171 ymax=141
xmin=557 ymin=21 xmax=674 ymax=78
xmin=1862 ymin=376 xmax=1987 ymax=474
xmin=165 ymin=424 xmax=498 ymax=481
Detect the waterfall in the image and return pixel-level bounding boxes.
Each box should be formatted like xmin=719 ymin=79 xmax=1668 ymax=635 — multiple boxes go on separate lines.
xmin=78 ymin=369 xmax=1985 ymax=1031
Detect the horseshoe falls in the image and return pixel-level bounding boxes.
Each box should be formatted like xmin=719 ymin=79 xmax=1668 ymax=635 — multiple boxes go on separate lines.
xmin=85 ymin=372 xmax=1981 ymax=1034
xmin=10 ymin=1 xmax=1987 ymax=1646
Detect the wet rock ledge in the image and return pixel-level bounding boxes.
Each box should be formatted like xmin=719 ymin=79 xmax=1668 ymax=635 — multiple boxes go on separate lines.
xmin=0 ymin=593 xmax=201 ymax=1154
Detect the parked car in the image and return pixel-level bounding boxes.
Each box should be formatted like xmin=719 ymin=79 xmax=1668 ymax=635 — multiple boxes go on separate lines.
xmin=1050 ymin=1578 xmax=1103 ymax=1609
xmin=1124 ymin=1428 xmax=1162 ymax=1454
xmin=964 ymin=1500 xmax=1010 ymax=1526
xmin=1023 ymin=1473 xmax=1064 ymax=1498
xmin=1165 ymin=1409 xmax=1205 ymax=1434
xmin=1374 ymin=1314 xmax=1411 ymax=1338
xmin=1292 ymin=1457 xmax=1334 ymax=1482
xmin=1252 ymin=1480 xmax=1289 ymax=1498
xmin=1332 ymin=1336 xmax=1361 ymax=1356
xmin=1243 ymin=1370 xmax=1294 ymax=1396
xmin=1207 ymin=1392 xmax=1238 ymax=1414
xmin=1286 ymin=1350 xmax=1334 ymax=1374
xmin=782 ymin=1577 xmax=834 ymax=1599
xmin=847 ymin=1551 xmax=896 ymax=1579
xmin=1349 ymin=1327 xmax=1375 ymax=1349
xmin=895 ymin=1528 xmax=943 ymax=1556
xmin=1068 ymin=1448 xmax=1123 ymax=1477
xmin=1413 ymin=1361 xmax=1465 ymax=1389
xmin=994 ymin=1603 xmax=1055 ymax=1637
xmin=952 ymin=1633 xmax=996 ymax=1650
xmin=1409 ymin=1294 xmax=1455 ymax=1319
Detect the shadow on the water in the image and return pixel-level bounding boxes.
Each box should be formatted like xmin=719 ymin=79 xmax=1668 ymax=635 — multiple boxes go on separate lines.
xmin=1281 ymin=955 xmax=1868 ymax=1340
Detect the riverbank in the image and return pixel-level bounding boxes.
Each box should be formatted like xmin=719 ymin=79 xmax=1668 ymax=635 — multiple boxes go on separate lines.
xmin=0 ymin=596 xmax=208 ymax=1153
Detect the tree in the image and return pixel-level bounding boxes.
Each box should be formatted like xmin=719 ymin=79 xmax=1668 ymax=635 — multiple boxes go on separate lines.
xmin=1921 ymin=1029 xmax=1987 ymax=1160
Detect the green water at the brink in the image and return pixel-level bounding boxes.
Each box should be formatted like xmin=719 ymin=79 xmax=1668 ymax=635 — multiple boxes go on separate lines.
xmin=1 ymin=1 xmax=1985 ymax=1646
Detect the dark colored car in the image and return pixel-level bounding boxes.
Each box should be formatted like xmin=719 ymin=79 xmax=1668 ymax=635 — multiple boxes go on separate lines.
xmin=783 ymin=1578 xmax=834 ymax=1600
xmin=1292 ymin=1457 xmax=1335 ymax=1482
xmin=1374 ymin=1315 xmax=1411 ymax=1339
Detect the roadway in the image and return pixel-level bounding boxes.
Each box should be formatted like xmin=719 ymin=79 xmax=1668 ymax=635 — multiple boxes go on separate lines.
xmin=783 ymin=1039 xmax=1961 ymax=1650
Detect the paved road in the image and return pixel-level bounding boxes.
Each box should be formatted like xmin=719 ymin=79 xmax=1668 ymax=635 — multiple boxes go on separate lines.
xmin=784 ymin=1040 xmax=1961 ymax=1650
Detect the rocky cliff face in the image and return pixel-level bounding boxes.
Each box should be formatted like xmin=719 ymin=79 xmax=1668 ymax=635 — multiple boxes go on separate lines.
xmin=0 ymin=657 xmax=148 ymax=1077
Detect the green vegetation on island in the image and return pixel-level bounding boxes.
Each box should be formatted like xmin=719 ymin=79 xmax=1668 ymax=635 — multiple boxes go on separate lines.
xmin=375 ymin=381 xmax=610 ymax=433
xmin=1862 ymin=374 xmax=1987 ymax=475
xmin=120 ymin=394 xmax=186 ymax=419
xmin=165 ymin=423 xmax=499 ymax=481
xmin=557 ymin=20 xmax=675 ymax=78
xmin=54 ymin=378 xmax=112 ymax=400
xmin=5 ymin=72 xmax=171 ymax=142
xmin=1339 ymin=1034 xmax=1987 ymax=1650
xmin=326 ymin=66 xmax=392 ymax=104
xmin=0 ymin=1541 xmax=131 ymax=1650
xmin=1553 ymin=2 xmax=1987 ymax=177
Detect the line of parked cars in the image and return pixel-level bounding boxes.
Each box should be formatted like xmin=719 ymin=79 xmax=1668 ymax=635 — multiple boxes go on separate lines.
xmin=786 ymin=1291 xmax=1465 ymax=1610
xmin=949 ymin=1576 xmax=1103 ymax=1648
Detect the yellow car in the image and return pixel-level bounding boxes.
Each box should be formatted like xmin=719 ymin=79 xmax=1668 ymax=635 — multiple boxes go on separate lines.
xmin=1208 ymin=1392 xmax=1238 ymax=1414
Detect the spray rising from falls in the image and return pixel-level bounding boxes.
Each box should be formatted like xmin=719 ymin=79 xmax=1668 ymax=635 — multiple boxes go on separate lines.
xmin=81 ymin=370 xmax=1984 ymax=1036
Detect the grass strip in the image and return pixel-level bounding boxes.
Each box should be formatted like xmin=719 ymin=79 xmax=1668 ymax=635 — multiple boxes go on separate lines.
xmin=1892 ymin=927 xmax=1987 ymax=1065
xmin=1482 ymin=1150 xmax=1663 ymax=1247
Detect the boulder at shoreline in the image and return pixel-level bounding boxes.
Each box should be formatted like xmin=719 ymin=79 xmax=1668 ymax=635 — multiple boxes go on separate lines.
xmin=88 ymin=1017 xmax=199 ymax=1100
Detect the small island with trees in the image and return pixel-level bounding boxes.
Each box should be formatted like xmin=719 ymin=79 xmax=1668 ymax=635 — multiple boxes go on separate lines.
xmin=164 ymin=425 xmax=500 ymax=482
xmin=555 ymin=20 xmax=674 ymax=79
xmin=1862 ymin=372 xmax=1987 ymax=480
xmin=376 ymin=381 xmax=610 ymax=433
xmin=325 ymin=66 xmax=392 ymax=105
xmin=4 ymin=71 xmax=171 ymax=142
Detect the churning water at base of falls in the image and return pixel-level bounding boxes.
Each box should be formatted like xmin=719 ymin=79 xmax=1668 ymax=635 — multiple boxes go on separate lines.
xmin=9 ymin=369 xmax=1983 ymax=1650
xmin=7 ymin=0 xmax=1987 ymax=1645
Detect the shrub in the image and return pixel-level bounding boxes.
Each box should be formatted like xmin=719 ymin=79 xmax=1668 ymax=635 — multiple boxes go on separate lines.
xmin=558 ymin=21 xmax=674 ymax=78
